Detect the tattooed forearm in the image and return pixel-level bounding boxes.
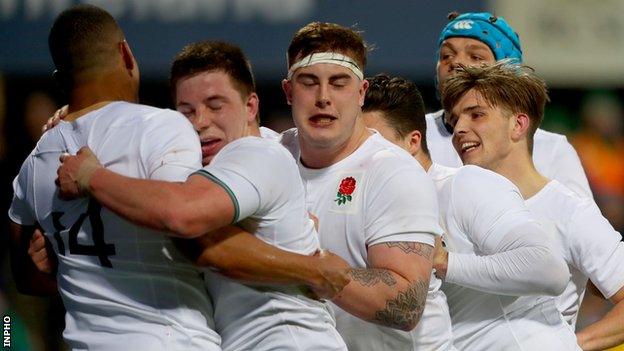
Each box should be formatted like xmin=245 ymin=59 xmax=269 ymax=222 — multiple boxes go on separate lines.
xmin=349 ymin=268 xmax=397 ymax=287
xmin=373 ymin=279 xmax=428 ymax=330
xmin=385 ymin=242 xmax=433 ymax=259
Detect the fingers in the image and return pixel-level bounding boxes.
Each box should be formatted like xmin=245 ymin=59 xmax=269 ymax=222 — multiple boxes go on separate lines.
xmin=28 ymin=230 xmax=53 ymax=274
xmin=59 ymin=152 xmax=71 ymax=163
xmin=42 ymin=105 xmax=69 ymax=132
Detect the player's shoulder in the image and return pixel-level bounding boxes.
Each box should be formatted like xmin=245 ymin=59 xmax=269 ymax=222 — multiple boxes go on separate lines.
xmin=425 ymin=109 xmax=451 ymax=138
xmin=109 ymin=102 xmax=186 ymax=124
xmin=537 ymin=180 xmax=588 ymax=213
xmin=366 ymin=133 xmax=418 ymax=165
xmin=534 ymin=128 xmax=569 ymax=146
xmin=217 ymin=134 xmax=294 ymax=165
xmin=452 ymin=165 xmax=519 ymax=195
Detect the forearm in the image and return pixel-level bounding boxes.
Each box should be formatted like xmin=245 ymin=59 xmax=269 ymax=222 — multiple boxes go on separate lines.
xmin=191 ymin=227 xmax=326 ymax=285
xmin=89 ymin=168 xmax=223 ymax=237
xmin=577 ymin=298 xmax=624 ymax=350
xmin=174 ymin=226 xmax=350 ymax=300
xmin=446 ymin=244 xmax=568 ymax=296
xmin=332 ymin=267 xmax=428 ymax=331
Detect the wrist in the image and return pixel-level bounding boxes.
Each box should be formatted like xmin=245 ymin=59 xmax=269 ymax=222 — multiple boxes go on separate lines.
xmin=84 ymin=166 xmax=105 ymax=196
xmin=434 ymin=250 xmax=449 ymax=280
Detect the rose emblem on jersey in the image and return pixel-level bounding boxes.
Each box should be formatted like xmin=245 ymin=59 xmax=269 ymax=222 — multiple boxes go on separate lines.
xmin=335 ymin=177 xmax=356 ymax=205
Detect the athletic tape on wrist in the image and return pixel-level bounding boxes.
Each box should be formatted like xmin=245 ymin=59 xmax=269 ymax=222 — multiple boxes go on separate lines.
xmin=287 ymin=52 xmax=363 ymax=80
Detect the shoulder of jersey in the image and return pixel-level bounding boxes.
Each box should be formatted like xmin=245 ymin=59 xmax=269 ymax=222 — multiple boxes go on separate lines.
xmin=35 ymin=123 xmax=70 ymax=153
xmin=223 ymin=134 xmax=295 ymax=164
xmin=369 ymin=134 xmax=423 ymax=169
xmin=545 ymin=180 xmax=589 ymax=211
xmin=534 ymin=128 xmax=569 ymax=145
xmin=454 ymin=165 xmax=519 ymax=192
xmin=277 ymin=128 xmax=299 ymax=155
xmin=105 ymin=102 xmax=184 ymax=122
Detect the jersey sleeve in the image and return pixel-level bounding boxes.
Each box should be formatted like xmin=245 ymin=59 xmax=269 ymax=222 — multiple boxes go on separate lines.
xmin=8 ymin=156 xmax=36 ymax=226
xmin=366 ymin=162 xmax=441 ymax=247
xmin=140 ymin=111 xmax=202 ymax=182
xmin=445 ymin=166 xmax=569 ymax=295
xmin=450 ymin=166 xmax=534 ymax=253
xmin=192 ymin=138 xmax=289 ymax=223
xmin=548 ymin=136 xmax=592 ymax=198
xmin=568 ymin=200 xmax=624 ymax=299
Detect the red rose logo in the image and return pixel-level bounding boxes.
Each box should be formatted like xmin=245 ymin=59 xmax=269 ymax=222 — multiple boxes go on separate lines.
xmin=335 ymin=177 xmax=356 ymax=205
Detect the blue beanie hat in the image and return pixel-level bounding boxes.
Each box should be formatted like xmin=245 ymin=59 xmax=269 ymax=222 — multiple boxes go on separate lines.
xmin=437 ymin=12 xmax=522 ymax=62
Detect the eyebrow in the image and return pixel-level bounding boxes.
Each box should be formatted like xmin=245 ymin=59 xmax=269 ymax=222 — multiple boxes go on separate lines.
xmin=176 ymin=95 xmax=228 ymax=108
xmin=466 ymin=44 xmax=491 ymax=52
xmin=461 ymin=105 xmax=486 ymax=113
xmin=295 ymin=73 xmax=319 ymax=81
xmin=295 ymin=72 xmax=354 ymax=81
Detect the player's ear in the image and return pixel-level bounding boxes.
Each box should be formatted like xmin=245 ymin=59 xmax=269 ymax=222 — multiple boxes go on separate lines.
xmin=119 ymin=40 xmax=137 ymax=74
xmin=359 ymin=79 xmax=369 ymax=107
xmin=281 ymin=79 xmax=292 ymax=105
xmin=406 ymin=130 xmax=423 ymax=157
xmin=511 ymin=113 xmax=530 ymax=142
xmin=246 ymin=92 xmax=259 ymax=123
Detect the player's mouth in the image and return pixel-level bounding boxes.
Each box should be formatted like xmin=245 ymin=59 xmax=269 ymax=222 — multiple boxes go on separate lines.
xmin=309 ymin=114 xmax=337 ymax=127
xmin=459 ymin=141 xmax=480 ymax=156
xmin=200 ymin=138 xmax=223 ymax=160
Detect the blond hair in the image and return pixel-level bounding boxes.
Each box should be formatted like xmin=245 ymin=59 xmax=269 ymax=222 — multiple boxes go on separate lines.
xmin=441 ymin=61 xmax=549 ymax=152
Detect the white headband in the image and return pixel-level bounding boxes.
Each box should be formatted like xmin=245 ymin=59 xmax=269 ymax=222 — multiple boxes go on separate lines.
xmin=286 ymin=52 xmax=364 ymax=80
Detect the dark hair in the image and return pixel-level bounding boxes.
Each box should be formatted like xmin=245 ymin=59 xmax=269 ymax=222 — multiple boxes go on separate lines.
xmin=48 ymin=4 xmax=123 ymax=80
xmin=363 ymin=74 xmax=429 ymax=155
xmin=287 ymin=22 xmax=368 ymax=70
xmin=441 ymin=61 xmax=549 ymax=152
xmin=170 ymin=41 xmax=256 ymax=101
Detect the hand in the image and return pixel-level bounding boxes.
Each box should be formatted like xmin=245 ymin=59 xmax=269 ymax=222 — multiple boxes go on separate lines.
xmin=28 ymin=229 xmax=57 ymax=274
xmin=42 ymin=105 xmax=68 ymax=132
xmin=57 ymin=146 xmax=102 ymax=200
xmin=309 ymin=249 xmax=351 ymax=300
xmin=433 ymin=236 xmax=448 ymax=280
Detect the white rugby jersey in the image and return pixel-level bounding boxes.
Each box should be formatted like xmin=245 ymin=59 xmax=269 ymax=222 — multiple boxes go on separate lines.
xmin=526 ymin=180 xmax=624 ymax=327
xmin=426 ymin=110 xmax=592 ymax=198
xmin=9 ymin=102 xmax=220 ymax=350
xmin=193 ymin=135 xmax=346 ymax=351
xmin=281 ymin=129 xmax=452 ymax=351
xmin=430 ymin=163 xmax=580 ymax=350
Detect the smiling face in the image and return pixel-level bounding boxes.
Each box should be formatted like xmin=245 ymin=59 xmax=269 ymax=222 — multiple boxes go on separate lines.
xmin=450 ymin=89 xmax=515 ymax=171
xmin=282 ymin=61 xmax=368 ymax=152
xmin=175 ymin=70 xmax=258 ymax=165
xmin=437 ymin=37 xmax=496 ymax=87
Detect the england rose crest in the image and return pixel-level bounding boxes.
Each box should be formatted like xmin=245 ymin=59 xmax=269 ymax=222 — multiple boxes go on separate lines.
xmin=335 ymin=177 xmax=356 ymax=205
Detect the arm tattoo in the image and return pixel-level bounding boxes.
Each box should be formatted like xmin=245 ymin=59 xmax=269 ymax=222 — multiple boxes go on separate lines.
xmin=385 ymin=242 xmax=433 ymax=259
xmin=373 ymin=279 xmax=428 ymax=330
xmin=349 ymin=268 xmax=397 ymax=287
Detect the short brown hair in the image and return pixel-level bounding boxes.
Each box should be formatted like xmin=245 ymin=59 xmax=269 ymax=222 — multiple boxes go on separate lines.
xmin=363 ymin=74 xmax=429 ymax=155
xmin=170 ymin=41 xmax=256 ymax=101
xmin=441 ymin=61 xmax=549 ymax=152
xmin=287 ymin=22 xmax=368 ymax=70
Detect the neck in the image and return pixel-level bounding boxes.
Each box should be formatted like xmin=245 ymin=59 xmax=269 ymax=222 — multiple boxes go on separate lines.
xmin=300 ymin=120 xmax=371 ymax=169
xmin=416 ymin=153 xmax=433 ymax=172
xmin=490 ymin=147 xmax=549 ymax=199
xmin=245 ymin=122 xmax=261 ymax=138
xmin=67 ymin=70 xmax=137 ymax=116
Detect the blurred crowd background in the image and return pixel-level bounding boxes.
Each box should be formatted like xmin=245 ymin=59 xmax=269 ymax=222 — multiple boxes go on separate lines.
xmin=1 ymin=0 xmax=623 ymax=350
